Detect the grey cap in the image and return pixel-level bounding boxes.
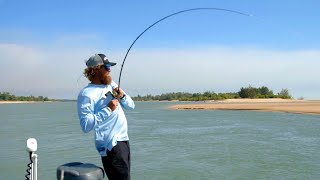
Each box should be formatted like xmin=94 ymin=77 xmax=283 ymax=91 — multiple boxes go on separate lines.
xmin=86 ymin=54 xmax=117 ymax=68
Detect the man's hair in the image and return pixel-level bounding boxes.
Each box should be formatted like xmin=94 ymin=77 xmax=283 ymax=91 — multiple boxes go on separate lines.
xmin=83 ymin=65 xmax=102 ymax=81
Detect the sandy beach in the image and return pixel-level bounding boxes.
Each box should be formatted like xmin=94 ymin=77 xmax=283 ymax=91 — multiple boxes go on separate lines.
xmin=170 ymin=99 xmax=320 ymax=115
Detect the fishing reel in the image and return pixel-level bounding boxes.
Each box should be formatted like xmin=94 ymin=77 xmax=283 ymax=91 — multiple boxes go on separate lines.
xmin=105 ymin=88 xmax=120 ymax=99
xmin=112 ymin=89 xmax=119 ymax=98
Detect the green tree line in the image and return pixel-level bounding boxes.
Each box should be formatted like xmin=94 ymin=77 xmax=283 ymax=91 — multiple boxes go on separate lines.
xmin=0 ymin=92 xmax=51 ymax=101
xmin=132 ymin=86 xmax=292 ymax=101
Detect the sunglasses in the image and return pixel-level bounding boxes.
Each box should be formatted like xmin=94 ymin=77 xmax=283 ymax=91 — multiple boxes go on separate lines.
xmin=104 ymin=64 xmax=111 ymax=71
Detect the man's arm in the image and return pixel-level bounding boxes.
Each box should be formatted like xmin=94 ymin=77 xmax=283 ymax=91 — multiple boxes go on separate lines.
xmin=119 ymin=93 xmax=135 ymax=110
xmin=77 ymin=95 xmax=112 ymax=133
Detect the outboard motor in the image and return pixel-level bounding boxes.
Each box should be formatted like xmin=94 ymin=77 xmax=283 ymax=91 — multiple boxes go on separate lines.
xmin=56 ymin=162 xmax=105 ymax=180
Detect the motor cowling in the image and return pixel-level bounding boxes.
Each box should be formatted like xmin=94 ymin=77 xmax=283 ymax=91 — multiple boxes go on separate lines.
xmin=57 ymin=162 xmax=104 ymax=180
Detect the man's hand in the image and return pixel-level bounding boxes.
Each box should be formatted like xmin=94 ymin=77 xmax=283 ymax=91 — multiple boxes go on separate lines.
xmin=113 ymin=87 xmax=124 ymax=99
xmin=108 ymin=99 xmax=119 ymax=111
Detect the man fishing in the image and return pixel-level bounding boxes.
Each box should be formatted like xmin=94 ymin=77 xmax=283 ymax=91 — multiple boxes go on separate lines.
xmin=77 ymin=53 xmax=135 ymax=180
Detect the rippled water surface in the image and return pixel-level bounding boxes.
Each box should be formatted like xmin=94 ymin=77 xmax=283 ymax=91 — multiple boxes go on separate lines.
xmin=0 ymin=102 xmax=319 ymax=179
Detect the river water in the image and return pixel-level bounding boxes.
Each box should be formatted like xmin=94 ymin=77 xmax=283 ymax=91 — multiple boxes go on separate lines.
xmin=0 ymin=102 xmax=319 ymax=179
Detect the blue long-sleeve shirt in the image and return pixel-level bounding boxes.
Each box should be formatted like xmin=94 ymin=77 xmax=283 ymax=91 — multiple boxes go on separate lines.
xmin=77 ymin=81 xmax=135 ymax=157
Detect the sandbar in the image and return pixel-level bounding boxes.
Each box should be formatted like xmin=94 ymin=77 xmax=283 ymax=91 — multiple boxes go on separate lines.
xmin=170 ymin=99 xmax=320 ymax=115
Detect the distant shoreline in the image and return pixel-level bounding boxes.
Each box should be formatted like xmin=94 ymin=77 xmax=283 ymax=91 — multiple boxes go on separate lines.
xmin=0 ymin=101 xmax=53 ymax=104
xmin=170 ymin=99 xmax=320 ymax=115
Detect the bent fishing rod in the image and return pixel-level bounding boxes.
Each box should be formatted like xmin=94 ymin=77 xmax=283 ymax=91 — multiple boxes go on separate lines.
xmin=117 ymin=7 xmax=251 ymax=90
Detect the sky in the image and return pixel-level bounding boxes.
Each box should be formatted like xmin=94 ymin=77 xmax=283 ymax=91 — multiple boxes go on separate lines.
xmin=0 ymin=0 xmax=319 ymax=99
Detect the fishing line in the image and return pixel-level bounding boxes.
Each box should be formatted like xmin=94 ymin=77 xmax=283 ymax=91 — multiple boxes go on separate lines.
xmin=117 ymin=7 xmax=252 ymax=89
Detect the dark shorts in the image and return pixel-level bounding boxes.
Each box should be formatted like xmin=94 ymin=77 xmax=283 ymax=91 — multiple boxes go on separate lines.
xmin=101 ymin=141 xmax=130 ymax=180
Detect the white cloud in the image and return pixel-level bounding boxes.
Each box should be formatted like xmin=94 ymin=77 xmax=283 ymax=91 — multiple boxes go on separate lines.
xmin=0 ymin=43 xmax=46 ymax=65
xmin=0 ymin=43 xmax=319 ymax=99
xmin=117 ymin=47 xmax=320 ymax=99
xmin=0 ymin=43 xmax=94 ymax=98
